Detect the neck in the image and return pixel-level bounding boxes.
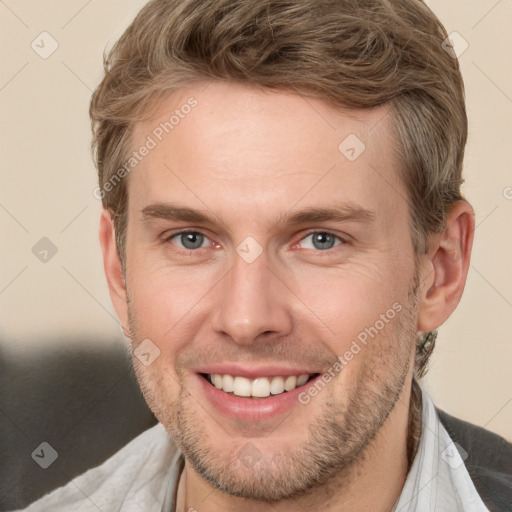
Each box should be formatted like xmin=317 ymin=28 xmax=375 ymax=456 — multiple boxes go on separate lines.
xmin=177 ymin=379 xmax=423 ymax=512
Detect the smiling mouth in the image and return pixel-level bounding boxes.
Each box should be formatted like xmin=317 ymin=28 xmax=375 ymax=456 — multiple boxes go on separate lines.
xmin=201 ymin=373 xmax=320 ymax=398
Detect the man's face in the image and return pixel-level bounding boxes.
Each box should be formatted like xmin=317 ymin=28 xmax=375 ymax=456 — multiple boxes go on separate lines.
xmin=122 ymin=82 xmax=419 ymax=500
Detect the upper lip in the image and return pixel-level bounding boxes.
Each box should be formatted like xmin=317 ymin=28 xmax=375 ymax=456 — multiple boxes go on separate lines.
xmin=194 ymin=364 xmax=321 ymax=379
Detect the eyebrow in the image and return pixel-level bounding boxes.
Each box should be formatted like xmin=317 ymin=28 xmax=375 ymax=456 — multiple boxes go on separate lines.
xmin=140 ymin=202 xmax=376 ymax=228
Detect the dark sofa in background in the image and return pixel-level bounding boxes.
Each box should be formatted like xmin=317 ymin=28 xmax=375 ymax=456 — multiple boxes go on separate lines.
xmin=0 ymin=338 xmax=157 ymax=510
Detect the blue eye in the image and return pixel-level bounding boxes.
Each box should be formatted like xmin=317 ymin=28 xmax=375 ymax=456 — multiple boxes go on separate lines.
xmin=166 ymin=231 xmax=343 ymax=253
xmin=170 ymin=231 xmax=208 ymax=250
xmin=300 ymin=232 xmax=342 ymax=251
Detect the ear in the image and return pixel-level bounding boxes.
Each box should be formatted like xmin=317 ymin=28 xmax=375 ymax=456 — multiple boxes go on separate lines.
xmin=99 ymin=209 xmax=130 ymax=337
xmin=417 ymin=201 xmax=475 ymax=332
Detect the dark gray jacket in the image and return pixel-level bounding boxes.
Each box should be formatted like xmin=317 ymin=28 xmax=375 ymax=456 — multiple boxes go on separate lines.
xmin=438 ymin=409 xmax=512 ymax=512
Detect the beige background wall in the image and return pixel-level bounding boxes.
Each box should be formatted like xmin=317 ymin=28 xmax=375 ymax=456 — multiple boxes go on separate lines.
xmin=1 ymin=1 xmax=511 ymax=441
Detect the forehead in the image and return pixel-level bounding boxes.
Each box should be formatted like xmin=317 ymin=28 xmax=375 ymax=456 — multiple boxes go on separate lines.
xmin=128 ymin=81 xmax=406 ymax=224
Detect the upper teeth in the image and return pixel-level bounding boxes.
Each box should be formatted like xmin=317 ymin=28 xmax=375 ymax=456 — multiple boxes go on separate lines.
xmin=209 ymin=374 xmax=311 ymax=397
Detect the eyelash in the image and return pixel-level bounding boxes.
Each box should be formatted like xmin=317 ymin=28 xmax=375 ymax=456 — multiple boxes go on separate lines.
xmin=165 ymin=230 xmax=214 ymax=252
xmin=296 ymin=230 xmax=346 ymax=251
xmin=164 ymin=229 xmax=347 ymax=254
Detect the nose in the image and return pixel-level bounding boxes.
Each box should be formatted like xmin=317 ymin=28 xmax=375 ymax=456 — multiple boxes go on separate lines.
xmin=211 ymin=248 xmax=293 ymax=345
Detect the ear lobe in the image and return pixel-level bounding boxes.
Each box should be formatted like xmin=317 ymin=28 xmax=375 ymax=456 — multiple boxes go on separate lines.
xmin=99 ymin=209 xmax=129 ymax=331
xmin=417 ymin=201 xmax=475 ymax=332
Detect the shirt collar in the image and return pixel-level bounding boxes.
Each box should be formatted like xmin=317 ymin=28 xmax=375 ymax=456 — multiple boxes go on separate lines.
xmin=392 ymin=382 xmax=490 ymax=512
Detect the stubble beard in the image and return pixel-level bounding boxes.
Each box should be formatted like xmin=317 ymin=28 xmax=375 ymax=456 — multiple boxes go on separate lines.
xmin=128 ymin=283 xmax=419 ymax=502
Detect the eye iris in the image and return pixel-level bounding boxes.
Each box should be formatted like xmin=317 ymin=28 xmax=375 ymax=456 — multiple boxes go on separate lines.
xmin=181 ymin=232 xmax=204 ymax=249
xmin=312 ymin=233 xmax=335 ymax=250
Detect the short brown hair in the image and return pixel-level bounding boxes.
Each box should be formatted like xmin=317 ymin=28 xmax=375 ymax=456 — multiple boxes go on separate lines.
xmin=89 ymin=0 xmax=468 ymax=377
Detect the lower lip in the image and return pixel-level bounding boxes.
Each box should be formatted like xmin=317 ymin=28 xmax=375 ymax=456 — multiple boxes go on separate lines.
xmin=197 ymin=374 xmax=317 ymax=422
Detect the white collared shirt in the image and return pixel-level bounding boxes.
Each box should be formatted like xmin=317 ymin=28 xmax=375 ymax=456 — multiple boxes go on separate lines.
xmin=14 ymin=384 xmax=491 ymax=512
xmin=391 ymin=382 xmax=490 ymax=512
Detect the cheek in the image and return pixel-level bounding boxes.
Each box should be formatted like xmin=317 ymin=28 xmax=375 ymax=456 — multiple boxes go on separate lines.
xmin=127 ymin=254 xmax=215 ymax=333
xmin=132 ymin=358 xmax=182 ymax=424
xmin=290 ymin=256 xmax=412 ymax=353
